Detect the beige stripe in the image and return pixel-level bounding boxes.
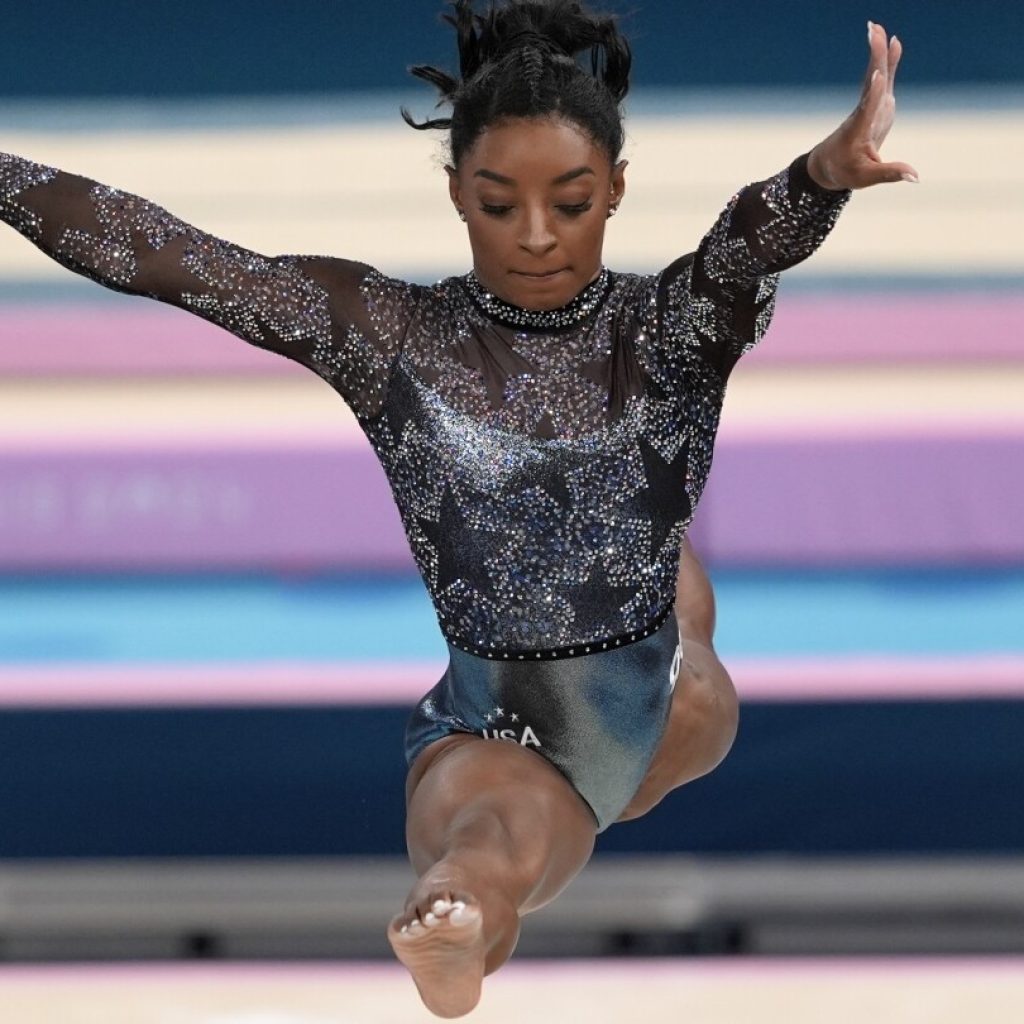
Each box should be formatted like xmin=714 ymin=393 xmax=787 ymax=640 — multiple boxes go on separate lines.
xmin=2 ymin=961 xmax=1023 ymax=1024
xmin=1 ymin=365 xmax=1021 ymax=442
xmin=2 ymin=108 xmax=1021 ymax=279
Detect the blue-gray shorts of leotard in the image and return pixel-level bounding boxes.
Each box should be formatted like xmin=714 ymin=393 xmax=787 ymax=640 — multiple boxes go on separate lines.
xmin=405 ymin=611 xmax=683 ymax=832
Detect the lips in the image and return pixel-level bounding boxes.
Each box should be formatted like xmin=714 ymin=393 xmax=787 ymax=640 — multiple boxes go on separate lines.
xmin=514 ymin=268 xmax=568 ymax=279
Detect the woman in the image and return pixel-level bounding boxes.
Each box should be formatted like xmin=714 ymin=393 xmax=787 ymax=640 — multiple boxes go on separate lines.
xmin=0 ymin=1 xmax=916 ymax=1016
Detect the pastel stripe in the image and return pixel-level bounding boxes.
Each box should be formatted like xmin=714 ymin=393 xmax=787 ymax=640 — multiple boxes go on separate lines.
xmin=3 ymin=105 xmax=1022 ymax=277
xmin=0 ymin=657 xmax=1021 ymax=708
xmin=0 ymin=434 xmax=1020 ymax=568
xmin=1 ymin=295 xmax=1021 ymax=376
xmin=0 ymin=956 xmax=1022 ymax=985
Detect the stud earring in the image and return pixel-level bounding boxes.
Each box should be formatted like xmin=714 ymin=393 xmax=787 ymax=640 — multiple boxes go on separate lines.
xmin=457 ymin=208 xmax=467 ymax=222
xmin=607 ymin=205 xmax=619 ymax=218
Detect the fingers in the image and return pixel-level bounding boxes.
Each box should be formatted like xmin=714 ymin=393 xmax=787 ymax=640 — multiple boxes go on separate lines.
xmin=864 ymin=21 xmax=889 ymax=92
xmin=862 ymin=22 xmax=879 ymax=93
xmin=830 ymin=22 xmax=916 ymax=191
xmin=865 ymin=22 xmax=904 ymax=98
xmin=887 ymin=34 xmax=903 ymax=91
xmin=880 ymin=162 xmax=920 ymax=185
xmin=864 ymin=160 xmax=921 ymax=187
xmin=857 ymin=65 xmax=888 ymax=125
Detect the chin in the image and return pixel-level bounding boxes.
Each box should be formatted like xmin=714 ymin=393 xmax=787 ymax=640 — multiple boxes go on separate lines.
xmin=508 ymin=272 xmax=583 ymax=309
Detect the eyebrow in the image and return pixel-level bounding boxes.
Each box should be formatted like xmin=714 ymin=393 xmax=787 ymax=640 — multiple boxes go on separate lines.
xmin=473 ymin=166 xmax=596 ymax=186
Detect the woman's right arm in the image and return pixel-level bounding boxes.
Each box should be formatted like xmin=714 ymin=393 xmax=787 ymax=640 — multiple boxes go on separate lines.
xmin=0 ymin=153 xmax=416 ymax=417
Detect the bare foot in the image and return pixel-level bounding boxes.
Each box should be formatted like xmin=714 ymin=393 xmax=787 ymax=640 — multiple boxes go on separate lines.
xmin=387 ymin=885 xmax=486 ymax=1019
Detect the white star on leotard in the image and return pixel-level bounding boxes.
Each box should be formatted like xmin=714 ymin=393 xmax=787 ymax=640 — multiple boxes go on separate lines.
xmin=510 ymin=713 xmax=519 ymax=722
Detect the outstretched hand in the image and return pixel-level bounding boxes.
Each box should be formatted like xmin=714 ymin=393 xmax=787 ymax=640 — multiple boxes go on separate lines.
xmin=807 ymin=21 xmax=919 ymax=190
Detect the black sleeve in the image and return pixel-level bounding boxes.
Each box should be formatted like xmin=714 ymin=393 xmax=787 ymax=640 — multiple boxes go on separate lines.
xmin=0 ymin=152 xmax=418 ymax=418
xmin=657 ymin=152 xmax=852 ymax=379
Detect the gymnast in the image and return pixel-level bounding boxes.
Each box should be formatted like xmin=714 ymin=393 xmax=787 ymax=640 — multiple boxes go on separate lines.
xmin=0 ymin=1 xmax=917 ymax=1016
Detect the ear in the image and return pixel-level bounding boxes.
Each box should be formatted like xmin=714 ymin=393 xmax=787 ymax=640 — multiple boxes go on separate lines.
xmin=610 ymin=159 xmax=628 ymax=205
xmin=446 ymin=164 xmax=463 ymax=212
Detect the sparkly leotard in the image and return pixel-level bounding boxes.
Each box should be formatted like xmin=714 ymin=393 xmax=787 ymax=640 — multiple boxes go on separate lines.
xmin=0 ymin=150 xmax=850 ymax=827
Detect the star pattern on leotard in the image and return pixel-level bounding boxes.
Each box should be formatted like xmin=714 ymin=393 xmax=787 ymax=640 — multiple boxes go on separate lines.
xmin=416 ymin=481 xmax=471 ymax=597
xmin=0 ymin=150 xmax=849 ymax=658
xmin=638 ymin=434 xmax=692 ymax=557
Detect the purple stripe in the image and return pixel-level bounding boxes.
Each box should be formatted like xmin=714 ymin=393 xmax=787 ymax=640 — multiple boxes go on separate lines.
xmin=1 ymin=295 xmax=1021 ymax=375
xmin=0 ymin=432 xmax=1020 ymax=568
xmin=699 ymin=432 xmax=1024 ymax=565
xmin=1 ymin=657 xmax=1021 ymax=707
xmin=0 ymin=443 xmax=412 ymax=570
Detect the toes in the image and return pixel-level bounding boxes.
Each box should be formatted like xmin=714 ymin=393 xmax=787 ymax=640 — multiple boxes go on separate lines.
xmin=394 ymin=889 xmax=477 ymax=937
xmin=449 ymin=902 xmax=478 ymax=926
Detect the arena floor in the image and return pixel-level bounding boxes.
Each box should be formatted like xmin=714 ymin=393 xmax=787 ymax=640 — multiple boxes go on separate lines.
xmin=2 ymin=959 xmax=1023 ymax=1023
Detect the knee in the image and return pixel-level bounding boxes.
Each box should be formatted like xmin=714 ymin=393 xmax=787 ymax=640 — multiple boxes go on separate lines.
xmin=677 ymin=656 xmax=739 ymax=773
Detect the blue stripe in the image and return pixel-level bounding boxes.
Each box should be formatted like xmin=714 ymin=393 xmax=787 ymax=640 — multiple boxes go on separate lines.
xmin=0 ymin=568 xmax=1021 ymax=664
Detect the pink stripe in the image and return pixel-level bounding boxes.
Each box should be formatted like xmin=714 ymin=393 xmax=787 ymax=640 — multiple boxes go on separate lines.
xmin=729 ymin=656 xmax=1024 ymax=701
xmin=0 ymin=957 xmax=1021 ymax=986
xmin=751 ymin=295 xmax=1024 ymax=365
xmin=0 ymin=308 xmax=306 ymax=376
xmin=1 ymin=295 xmax=1021 ymax=376
xmin=0 ymin=663 xmax=444 ymax=708
xmin=0 ymin=657 xmax=1021 ymax=708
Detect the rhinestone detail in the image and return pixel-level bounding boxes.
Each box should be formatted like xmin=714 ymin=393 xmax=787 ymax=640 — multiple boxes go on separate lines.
xmin=446 ymin=604 xmax=673 ymax=661
xmin=461 ymin=267 xmax=612 ymax=332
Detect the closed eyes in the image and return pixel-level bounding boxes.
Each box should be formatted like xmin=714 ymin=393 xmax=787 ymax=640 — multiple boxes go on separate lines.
xmin=479 ymin=201 xmax=593 ymax=217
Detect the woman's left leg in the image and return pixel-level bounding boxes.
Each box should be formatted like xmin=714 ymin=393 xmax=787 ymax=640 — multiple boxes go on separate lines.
xmin=617 ymin=536 xmax=739 ymax=822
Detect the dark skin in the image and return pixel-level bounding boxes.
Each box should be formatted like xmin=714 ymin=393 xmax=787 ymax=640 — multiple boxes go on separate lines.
xmin=446 ymin=116 xmax=626 ymax=309
xmin=388 ymin=23 xmax=915 ymax=1020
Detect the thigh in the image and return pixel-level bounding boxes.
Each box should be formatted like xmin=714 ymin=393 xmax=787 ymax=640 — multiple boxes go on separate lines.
xmin=405 ymin=734 xmax=597 ymax=914
xmin=616 ymin=633 xmax=739 ymax=822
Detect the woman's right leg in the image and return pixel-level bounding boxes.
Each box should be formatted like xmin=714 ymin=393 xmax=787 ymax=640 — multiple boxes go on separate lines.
xmin=388 ymin=734 xmax=597 ymax=1019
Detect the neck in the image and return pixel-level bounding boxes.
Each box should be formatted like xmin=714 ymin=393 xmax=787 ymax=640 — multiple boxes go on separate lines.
xmin=463 ymin=267 xmax=611 ymax=332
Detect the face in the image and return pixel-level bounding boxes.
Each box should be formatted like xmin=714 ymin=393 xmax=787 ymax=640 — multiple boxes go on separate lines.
xmin=448 ymin=116 xmax=627 ymax=310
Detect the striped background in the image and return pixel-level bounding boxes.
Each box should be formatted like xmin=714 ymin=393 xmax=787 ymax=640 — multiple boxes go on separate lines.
xmin=1 ymin=79 xmax=1022 ymax=858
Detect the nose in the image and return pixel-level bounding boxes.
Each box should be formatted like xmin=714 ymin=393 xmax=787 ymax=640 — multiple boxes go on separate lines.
xmin=518 ymin=205 xmax=557 ymax=257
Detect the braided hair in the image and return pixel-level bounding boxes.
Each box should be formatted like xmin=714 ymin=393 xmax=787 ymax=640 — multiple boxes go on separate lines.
xmin=402 ymin=0 xmax=631 ymax=167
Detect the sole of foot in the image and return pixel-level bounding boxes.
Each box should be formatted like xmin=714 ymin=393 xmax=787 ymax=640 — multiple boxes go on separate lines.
xmin=388 ymin=896 xmax=486 ymax=1019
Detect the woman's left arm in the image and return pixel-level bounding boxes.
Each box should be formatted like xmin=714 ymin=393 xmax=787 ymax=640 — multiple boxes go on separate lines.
xmin=665 ymin=23 xmax=916 ymax=377
xmin=692 ymin=21 xmax=916 ymax=295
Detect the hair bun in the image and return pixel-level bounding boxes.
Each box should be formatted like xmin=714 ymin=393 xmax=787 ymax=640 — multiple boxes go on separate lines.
xmin=403 ymin=0 xmax=631 ymax=165
xmin=500 ymin=26 xmax=570 ymax=57
xmin=459 ymin=1 xmax=630 ymax=99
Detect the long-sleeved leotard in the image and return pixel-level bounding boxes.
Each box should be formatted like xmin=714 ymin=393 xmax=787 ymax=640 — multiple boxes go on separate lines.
xmin=0 ymin=150 xmax=850 ymax=659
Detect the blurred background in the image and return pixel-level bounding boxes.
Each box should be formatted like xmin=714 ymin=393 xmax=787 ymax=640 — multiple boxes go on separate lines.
xmin=0 ymin=1 xmax=1022 ymax=1021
